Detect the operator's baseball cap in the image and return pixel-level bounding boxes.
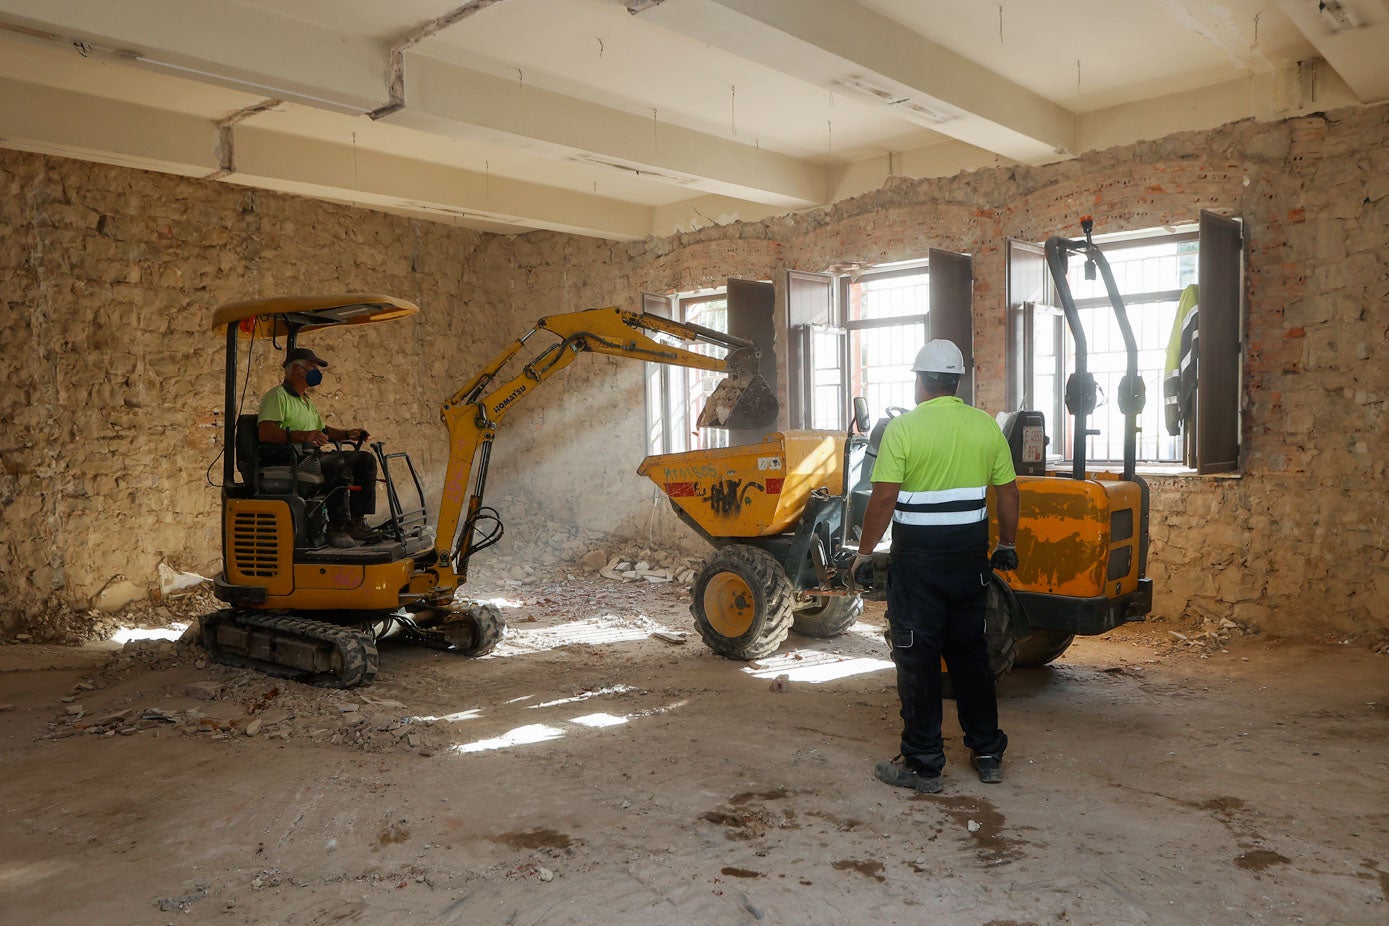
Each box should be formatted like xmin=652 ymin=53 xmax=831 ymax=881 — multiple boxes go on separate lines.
xmin=910 ymin=339 xmax=965 ymax=374
xmin=283 ymin=346 xmax=328 ymax=367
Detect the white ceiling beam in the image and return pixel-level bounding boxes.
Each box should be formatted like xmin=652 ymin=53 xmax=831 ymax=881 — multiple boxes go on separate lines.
xmin=631 ymin=0 xmax=1078 ymax=163
xmin=230 ymin=126 xmax=656 ymax=240
xmin=0 ymin=0 xmax=828 ymax=208
xmin=0 ymin=74 xmax=656 ymax=239
xmin=0 ymin=76 xmax=219 ymax=175
xmin=0 ymin=0 xmax=387 ymax=113
xmin=379 ymin=54 xmax=828 ymax=208
xmin=1274 ymin=0 xmax=1389 ymax=103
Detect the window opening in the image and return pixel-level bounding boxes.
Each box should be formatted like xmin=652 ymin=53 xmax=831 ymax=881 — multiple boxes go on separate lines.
xmin=845 ymin=265 xmax=929 ymax=419
xmin=644 ymin=290 xmax=729 ymax=455
xmin=1033 ymin=228 xmax=1198 ymax=466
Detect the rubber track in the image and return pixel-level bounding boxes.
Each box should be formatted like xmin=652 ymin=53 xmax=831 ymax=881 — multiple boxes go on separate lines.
xmin=201 ymin=610 xmax=378 ymax=688
xmin=792 ymin=595 xmax=864 ymax=639
xmin=692 ymin=544 xmax=795 ymax=660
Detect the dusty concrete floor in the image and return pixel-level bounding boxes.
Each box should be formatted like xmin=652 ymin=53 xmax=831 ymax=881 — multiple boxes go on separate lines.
xmin=1 ymin=571 xmax=1386 ymax=926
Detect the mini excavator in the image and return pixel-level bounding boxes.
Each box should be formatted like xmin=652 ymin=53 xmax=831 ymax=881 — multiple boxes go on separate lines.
xmin=204 ymin=295 xmax=777 ymax=687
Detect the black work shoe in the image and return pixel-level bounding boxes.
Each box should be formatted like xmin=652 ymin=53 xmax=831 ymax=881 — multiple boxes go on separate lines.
xmin=973 ymin=754 xmax=1003 ymax=784
xmin=326 ymin=525 xmax=358 ymax=549
xmin=875 ymin=756 xmax=943 ymax=793
xmin=346 ymin=519 xmax=376 ymax=541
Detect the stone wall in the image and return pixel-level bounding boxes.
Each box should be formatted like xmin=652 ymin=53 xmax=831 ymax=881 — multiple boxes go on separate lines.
xmin=2 ymin=101 xmax=1385 ymax=642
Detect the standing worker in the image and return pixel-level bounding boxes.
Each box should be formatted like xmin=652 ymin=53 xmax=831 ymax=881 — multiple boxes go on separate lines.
xmin=854 ymin=339 xmax=1020 ymax=793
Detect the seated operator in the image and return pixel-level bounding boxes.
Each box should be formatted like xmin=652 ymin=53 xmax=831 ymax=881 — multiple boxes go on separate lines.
xmin=257 ymin=346 xmax=376 ymax=549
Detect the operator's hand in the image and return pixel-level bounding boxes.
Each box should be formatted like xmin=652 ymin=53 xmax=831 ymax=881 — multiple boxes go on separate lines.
xmin=303 ymin=430 xmax=329 ymax=449
xmin=990 ymin=543 xmax=1019 ymax=571
xmin=852 ymin=553 xmax=876 ymax=588
xmin=347 ymin=427 xmax=369 ymax=442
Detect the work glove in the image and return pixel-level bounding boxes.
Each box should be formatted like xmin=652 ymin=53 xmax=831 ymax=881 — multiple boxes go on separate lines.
xmin=851 ymin=553 xmax=876 ymax=589
xmin=990 ymin=543 xmax=1019 ymax=572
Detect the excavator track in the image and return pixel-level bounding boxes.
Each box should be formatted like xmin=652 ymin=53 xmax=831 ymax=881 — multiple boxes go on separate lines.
xmin=200 ymin=609 xmax=379 ymax=688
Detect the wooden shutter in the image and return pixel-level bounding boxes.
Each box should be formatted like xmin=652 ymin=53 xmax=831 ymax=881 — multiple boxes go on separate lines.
xmin=786 ymin=270 xmax=836 ymax=429
xmin=1005 ymin=239 xmax=1049 ymax=412
xmin=726 ymin=278 xmax=777 ymax=445
xmin=1196 ymin=212 xmax=1243 ymax=474
xmin=927 ymin=248 xmax=975 ymax=404
xmin=642 ymin=292 xmax=673 ymax=319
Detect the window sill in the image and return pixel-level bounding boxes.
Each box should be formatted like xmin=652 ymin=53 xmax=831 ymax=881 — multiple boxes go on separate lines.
xmin=1043 ymin=462 xmax=1243 ymax=480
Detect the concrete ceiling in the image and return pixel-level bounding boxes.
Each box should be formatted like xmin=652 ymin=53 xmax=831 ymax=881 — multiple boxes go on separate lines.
xmin=0 ymin=0 xmax=1385 ymax=240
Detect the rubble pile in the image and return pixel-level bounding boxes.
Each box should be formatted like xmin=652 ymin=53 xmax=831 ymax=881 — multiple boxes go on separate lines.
xmin=1160 ymin=611 xmax=1261 ymax=655
xmin=42 ymin=643 xmax=453 ymax=755
xmin=580 ymin=547 xmax=705 ymax=586
xmin=0 ymin=587 xmax=220 ymax=647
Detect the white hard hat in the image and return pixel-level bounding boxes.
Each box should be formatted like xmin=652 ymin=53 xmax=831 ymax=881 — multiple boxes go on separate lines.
xmin=911 ymin=339 xmax=965 ymax=374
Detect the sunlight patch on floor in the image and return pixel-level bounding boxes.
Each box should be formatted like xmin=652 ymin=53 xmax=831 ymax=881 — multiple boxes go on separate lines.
xmin=493 ymin=615 xmax=679 ymax=657
xmin=407 ymin=707 xmax=483 ymax=724
xmin=744 ymin=650 xmax=894 ymax=684
xmin=530 ymin=685 xmax=634 ymax=709
xmin=109 ymin=623 xmax=188 ymax=645
xmin=569 ymin=712 xmax=628 ymax=729
xmin=448 ymin=722 xmax=565 ymax=754
xmin=445 ymin=700 xmax=688 ymax=756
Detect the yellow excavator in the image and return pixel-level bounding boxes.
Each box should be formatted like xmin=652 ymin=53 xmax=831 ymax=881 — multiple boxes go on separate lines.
xmin=204 ymin=294 xmax=776 ymax=686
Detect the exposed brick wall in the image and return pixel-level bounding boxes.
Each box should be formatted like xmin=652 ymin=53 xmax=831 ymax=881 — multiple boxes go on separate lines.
xmin=2 ymin=101 xmax=1385 ymax=642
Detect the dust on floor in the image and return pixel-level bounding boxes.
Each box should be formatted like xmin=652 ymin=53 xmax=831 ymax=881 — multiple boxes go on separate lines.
xmin=1 ymin=569 xmax=1386 ymax=925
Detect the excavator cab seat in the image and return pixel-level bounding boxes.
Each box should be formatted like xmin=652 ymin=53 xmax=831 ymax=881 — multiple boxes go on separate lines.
xmin=234 ymin=414 xmax=325 ymax=496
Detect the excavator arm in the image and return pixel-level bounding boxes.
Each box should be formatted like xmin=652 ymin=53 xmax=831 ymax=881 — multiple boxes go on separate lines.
xmin=417 ymin=307 xmax=776 ymax=601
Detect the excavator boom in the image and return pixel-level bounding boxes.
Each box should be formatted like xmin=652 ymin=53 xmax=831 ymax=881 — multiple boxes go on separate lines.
xmin=426 ymin=307 xmax=777 ymax=599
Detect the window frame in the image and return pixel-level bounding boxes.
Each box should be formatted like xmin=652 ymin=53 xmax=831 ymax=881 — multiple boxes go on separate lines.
xmin=1006 ymin=215 xmax=1243 ymax=475
xmin=643 ymin=288 xmax=732 ymax=456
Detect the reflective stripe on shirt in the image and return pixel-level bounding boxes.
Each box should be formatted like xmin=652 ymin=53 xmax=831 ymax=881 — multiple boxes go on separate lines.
xmin=893 ymin=485 xmax=987 ymax=526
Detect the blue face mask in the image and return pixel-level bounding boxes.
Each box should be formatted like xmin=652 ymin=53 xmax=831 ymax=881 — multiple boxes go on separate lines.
xmin=305 ymin=368 xmax=324 ymax=387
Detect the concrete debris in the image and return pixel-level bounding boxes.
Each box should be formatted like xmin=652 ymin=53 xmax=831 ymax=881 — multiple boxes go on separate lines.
xmin=593 ymin=548 xmax=704 ymax=587
xmin=244 ymin=718 xmax=263 ymax=737
xmin=157 ymin=561 xmax=210 ymax=599
xmin=651 ymin=631 xmax=688 ymax=645
xmin=967 ymin=820 xmax=982 ymax=833
xmin=154 ymin=885 xmax=208 ymax=913
xmin=537 ymin=867 xmax=554 ymax=882
xmin=185 ymin=681 xmax=225 ymax=701
xmin=769 ymin=674 xmax=791 ymax=693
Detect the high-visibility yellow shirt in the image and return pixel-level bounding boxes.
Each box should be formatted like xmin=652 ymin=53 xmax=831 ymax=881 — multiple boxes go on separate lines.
xmin=871 ymin=396 xmax=1015 ymax=552
xmin=257 ymin=384 xmax=326 ymax=434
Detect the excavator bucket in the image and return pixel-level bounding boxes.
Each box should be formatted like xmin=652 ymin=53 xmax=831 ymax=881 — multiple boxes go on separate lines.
xmin=696 ymin=348 xmax=778 ymax=430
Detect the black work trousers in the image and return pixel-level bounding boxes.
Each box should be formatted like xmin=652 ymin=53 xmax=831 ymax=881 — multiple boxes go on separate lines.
xmin=886 ymin=547 xmax=1007 ymax=774
xmin=318 ymin=450 xmax=377 ymax=525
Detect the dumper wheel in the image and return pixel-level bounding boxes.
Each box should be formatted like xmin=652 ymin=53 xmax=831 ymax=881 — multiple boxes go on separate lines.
xmin=882 ymin=575 xmax=1018 ymax=699
xmin=792 ymin=595 xmax=864 ymax=638
xmin=1013 ymin=629 xmax=1075 ymax=667
xmin=691 ymin=544 xmax=795 ymax=660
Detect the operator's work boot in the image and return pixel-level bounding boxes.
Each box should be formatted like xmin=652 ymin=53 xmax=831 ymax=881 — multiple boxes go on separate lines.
xmin=346 ymin=518 xmax=376 ymax=542
xmin=973 ymin=754 xmax=1003 ymax=784
xmin=326 ymin=524 xmax=359 ymax=549
xmin=874 ymin=756 xmax=943 ymax=794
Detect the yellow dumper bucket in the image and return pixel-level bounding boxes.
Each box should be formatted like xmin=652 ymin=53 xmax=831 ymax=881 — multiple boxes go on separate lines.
xmin=638 ymin=430 xmax=846 ymax=540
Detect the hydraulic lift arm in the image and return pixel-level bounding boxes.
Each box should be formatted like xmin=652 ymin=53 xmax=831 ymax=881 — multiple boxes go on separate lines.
xmin=419 ymin=307 xmax=776 ymax=600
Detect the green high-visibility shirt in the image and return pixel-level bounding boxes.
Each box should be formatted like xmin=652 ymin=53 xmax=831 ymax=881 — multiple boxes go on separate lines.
xmin=258 ymin=384 xmax=325 ymax=434
xmin=871 ymin=396 xmax=1016 ymax=552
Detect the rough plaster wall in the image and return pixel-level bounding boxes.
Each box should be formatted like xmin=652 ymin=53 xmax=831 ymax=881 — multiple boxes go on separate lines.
xmin=1 ymin=102 xmax=1385 ymax=642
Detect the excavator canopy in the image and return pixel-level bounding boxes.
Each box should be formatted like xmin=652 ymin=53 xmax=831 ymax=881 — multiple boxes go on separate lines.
xmin=210 ymin=293 xmax=419 ymax=339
